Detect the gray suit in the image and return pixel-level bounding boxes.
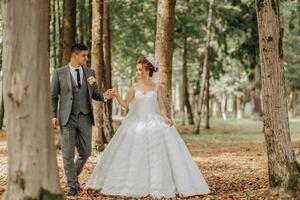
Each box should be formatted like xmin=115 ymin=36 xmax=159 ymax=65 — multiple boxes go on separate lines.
xmin=51 ymin=65 xmax=104 ymax=190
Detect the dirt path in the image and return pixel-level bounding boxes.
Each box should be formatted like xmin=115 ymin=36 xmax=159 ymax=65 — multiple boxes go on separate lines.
xmin=0 ymin=130 xmax=299 ymax=199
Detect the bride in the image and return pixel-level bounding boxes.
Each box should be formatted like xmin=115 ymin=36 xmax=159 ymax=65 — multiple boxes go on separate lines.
xmin=85 ymin=56 xmax=210 ymax=198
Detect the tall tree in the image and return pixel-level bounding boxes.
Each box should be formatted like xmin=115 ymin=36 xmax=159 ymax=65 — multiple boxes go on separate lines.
xmin=55 ymin=0 xmax=63 ymax=67
xmin=155 ymin=0 xmax=176 ymax=117
xmin=91 ymin=0 xmax=105 ymax=150
xmin=63 ymin=0 xmax=76 ymax=64
xmin=205 ymin=69 xmax=210 ymax=129
xmin=0 ymin=7 xmax=4 ymax=130
xmin=0 ymin=50 xmax=4 ymax=130
xmin=76 ymin=0 xmax=90 ymax=45
xmin=103 ymin=0 xmax=114 ymax=138
xmin=180 ymin=34 xmax=194 ymax=125
xmin=2 ymin=0 xmax=63 ymax=198
xmin=49 ymin=0 xmax=56 ymax=69
xmin=256 ymin=0 xmax=300 ymax=195
xmin=193 ymin=0 xmax=214 ymax=134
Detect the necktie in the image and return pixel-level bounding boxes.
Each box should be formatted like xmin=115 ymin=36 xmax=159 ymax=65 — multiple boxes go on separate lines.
xmin=75 ymin=69 xmax=81 ymax=88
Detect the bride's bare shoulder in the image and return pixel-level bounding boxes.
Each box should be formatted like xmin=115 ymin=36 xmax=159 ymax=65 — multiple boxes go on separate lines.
xmin=129 ymin=83 xmax=138 ymax=92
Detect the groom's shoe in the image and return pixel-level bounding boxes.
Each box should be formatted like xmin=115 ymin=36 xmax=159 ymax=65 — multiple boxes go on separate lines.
xmin=66 ymin=188 xmax=78 ymax=196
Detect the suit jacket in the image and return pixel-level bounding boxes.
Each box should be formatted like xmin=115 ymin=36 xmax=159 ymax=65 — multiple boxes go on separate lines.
xmin=51 ymin=65 xmax=104 ymax=126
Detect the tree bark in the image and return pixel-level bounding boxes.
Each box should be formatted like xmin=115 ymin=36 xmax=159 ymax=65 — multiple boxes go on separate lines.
xmin=77 ymin=0 xmax=85 ymax=44
xmin=181 ymin=35 xmax=194 ymax=125
xmin=0 ymin=34 xmax=4 ymax=129
xmin=236 ymin=95 xmax=244 ymax=120
xmin=50 ymin=0 xmax=56 ymax=68
xmin=155 ymin=0 xmax=176 ymax=118
xmin=288 ymin=91 xmax=294 ymax=118
xmin=2 ymin=0 xmax=63 ymax=198
xmin=91 ymin=0 xmax=105 ymax=150
xmin=179 ymin=38 xmax=186 ymax=125
xmin=250 ymin=87 xmax=262 ymax=120
xmin=103 ymin=0 xmax=114 ymax=138
xmin=221 ymin=95 xmax=227 ymax=120
xmin=193 ymin=0 xmax=214 ymax=134
xmin=179 ymin=82 xmax=185 ymax=125
xmin=87 ymin=0 xmax=93 ymax=67
xmin=256 ymin=0 xmax=300 ymax=195
xmin=55 ymin=0 xmax=63 ymax=67
xmin=205 ymin=75 xmax=210 ymax=129
xmin=63 ymin=0 xmax=76 ymax=64
xmin=0 ymin=82 xmax=5 ymax=129
xmin=53 ymin=0 xmax=59 ymax=68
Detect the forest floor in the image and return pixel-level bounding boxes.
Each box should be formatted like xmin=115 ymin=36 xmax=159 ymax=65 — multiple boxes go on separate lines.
xmin=1 ymin=118 xmax=300 ymax=199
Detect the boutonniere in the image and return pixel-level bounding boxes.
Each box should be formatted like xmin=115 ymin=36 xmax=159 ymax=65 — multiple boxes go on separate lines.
xmin=87 ymin=76 xmax=96 ymax=86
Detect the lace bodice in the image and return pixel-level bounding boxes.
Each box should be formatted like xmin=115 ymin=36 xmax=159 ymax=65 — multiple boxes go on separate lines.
xmin=129 ymin=85 xmax=160 ymax=116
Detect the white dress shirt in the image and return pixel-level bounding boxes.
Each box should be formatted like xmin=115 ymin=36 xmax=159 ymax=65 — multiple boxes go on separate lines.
xmin=69 ymin=64 xmax=83 ymax=87
xmin=69 ymin=63 xmax=109 ymax=101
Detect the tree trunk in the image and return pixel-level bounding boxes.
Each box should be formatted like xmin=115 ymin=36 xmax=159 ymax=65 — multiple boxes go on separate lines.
xmin=0 ymin=82 xmax=5 ymax=129
xmin=185 ymin=95 xmax=194 ymax=125
xmin=248 ymin=57 xmax=262 ymax=120
xmin=2 ymin=0 xmax=63 ymax=198
xmin=91 ymin=0 xmax=105 ymax=150
xmin=63 ymin=0 xmax=76 ymax=64
xmin=221 ymin=95 xmax=227 ymax=120
xmin=179 ymin=38 xmax=186 ymax=125
xmin=0 ymin=33 xmax=4 ymax=129
xmin=193 ymin=0 xmax=214 ymax=134
xmin=181 ymin=35 xmax=194 ymax=125
xmin=87 ymin=0 xmax=93 ymax=67
xmin=53 ymin=0 xmax=59 ymax=68
xmin=288 ymin=91 xmax=294 ymax=118
xmin=50 ymin=0 xmax=56 ymax=69
xmin=256 ymin=0 xmax=300 ymax=195
xmin=55 ymin=0 xmax=63 ymax=67
xmin=76 ymin=0 xmax=89 ymax=45
xmin=205 ymin=75 xmax=210 ymax=129
xmin=179 ymin=81 xmax=185 ymax=125
xmin=155 ymin=0 xmax=176 ymax=118
xmin=250 ymin=87 xmax=262 ymax=120
xmin=77 ymin=0 xmax=85 ymax=44
xmin=103 ymin=0 xmax=114 ymax=138
xmin=236 ymin=95 xmax=244 ymax=120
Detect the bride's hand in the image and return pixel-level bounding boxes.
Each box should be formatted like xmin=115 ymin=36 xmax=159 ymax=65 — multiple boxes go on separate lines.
xmin=164 ymin=117 xmax=174 ymax=127
xmin=111 ymin=89 xmax=118 ymax=97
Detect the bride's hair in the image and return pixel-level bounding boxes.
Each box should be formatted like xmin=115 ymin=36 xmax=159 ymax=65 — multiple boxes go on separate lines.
xmin=138 ymin=56 xmax=158 ymax=77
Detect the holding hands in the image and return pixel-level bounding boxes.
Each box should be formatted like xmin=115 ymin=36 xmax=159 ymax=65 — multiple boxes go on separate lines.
xmin=106 ymin=89 xmax=118 ymax=98
xmin=164 ymin=117 xmax=174 ymax=127
xmin=107 ymin=87 xmax=173 ymax=127
xmin=104 ymin=89 xmax=114 ymax=100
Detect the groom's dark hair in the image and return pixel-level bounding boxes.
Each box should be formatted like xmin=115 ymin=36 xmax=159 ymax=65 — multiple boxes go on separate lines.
xmin=71 ymin=43 xmax=88 ymax=54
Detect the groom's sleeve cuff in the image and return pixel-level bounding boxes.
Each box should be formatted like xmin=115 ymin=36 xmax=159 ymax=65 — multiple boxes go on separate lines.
xmin=103 ymin=92 xmax=108 ymax=102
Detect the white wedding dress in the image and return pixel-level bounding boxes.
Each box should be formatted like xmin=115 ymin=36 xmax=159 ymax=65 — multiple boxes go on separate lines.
xmin=85 ymin=85 xmax=210 ymax=198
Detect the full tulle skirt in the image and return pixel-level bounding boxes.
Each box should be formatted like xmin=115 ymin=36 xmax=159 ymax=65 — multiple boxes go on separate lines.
xmin=85 ymin=113 xmax=210 ymax=198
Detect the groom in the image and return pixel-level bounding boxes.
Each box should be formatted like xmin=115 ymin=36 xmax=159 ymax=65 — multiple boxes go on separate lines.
xmin=51 ymin=43 xmax=113 ymax=196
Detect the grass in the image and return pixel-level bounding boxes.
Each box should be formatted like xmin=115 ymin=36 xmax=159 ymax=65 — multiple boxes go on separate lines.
xmin=178 ymin=117 xmax=300 ymax=143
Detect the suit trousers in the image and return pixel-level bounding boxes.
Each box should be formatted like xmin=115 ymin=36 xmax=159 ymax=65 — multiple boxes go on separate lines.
xmin=60 ymin=112 xmax=92 ymax=189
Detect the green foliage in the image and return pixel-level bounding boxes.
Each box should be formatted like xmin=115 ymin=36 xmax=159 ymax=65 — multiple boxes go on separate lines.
xmin=282 ymin=0 xmax=300 ymax=91
xmin=45 ymin=0 xmax=300 ymax=102
xmin=76 ymin=0 xmax=91 ymax=45
xmin=110 ymin=0 xmax=156 ymax=85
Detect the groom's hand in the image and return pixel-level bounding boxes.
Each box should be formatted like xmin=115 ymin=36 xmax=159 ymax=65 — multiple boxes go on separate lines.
xmin=52 ymin=118 xmax=60 ymax=130
xmin=104 ymin=89 xmax=114 ymax=100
